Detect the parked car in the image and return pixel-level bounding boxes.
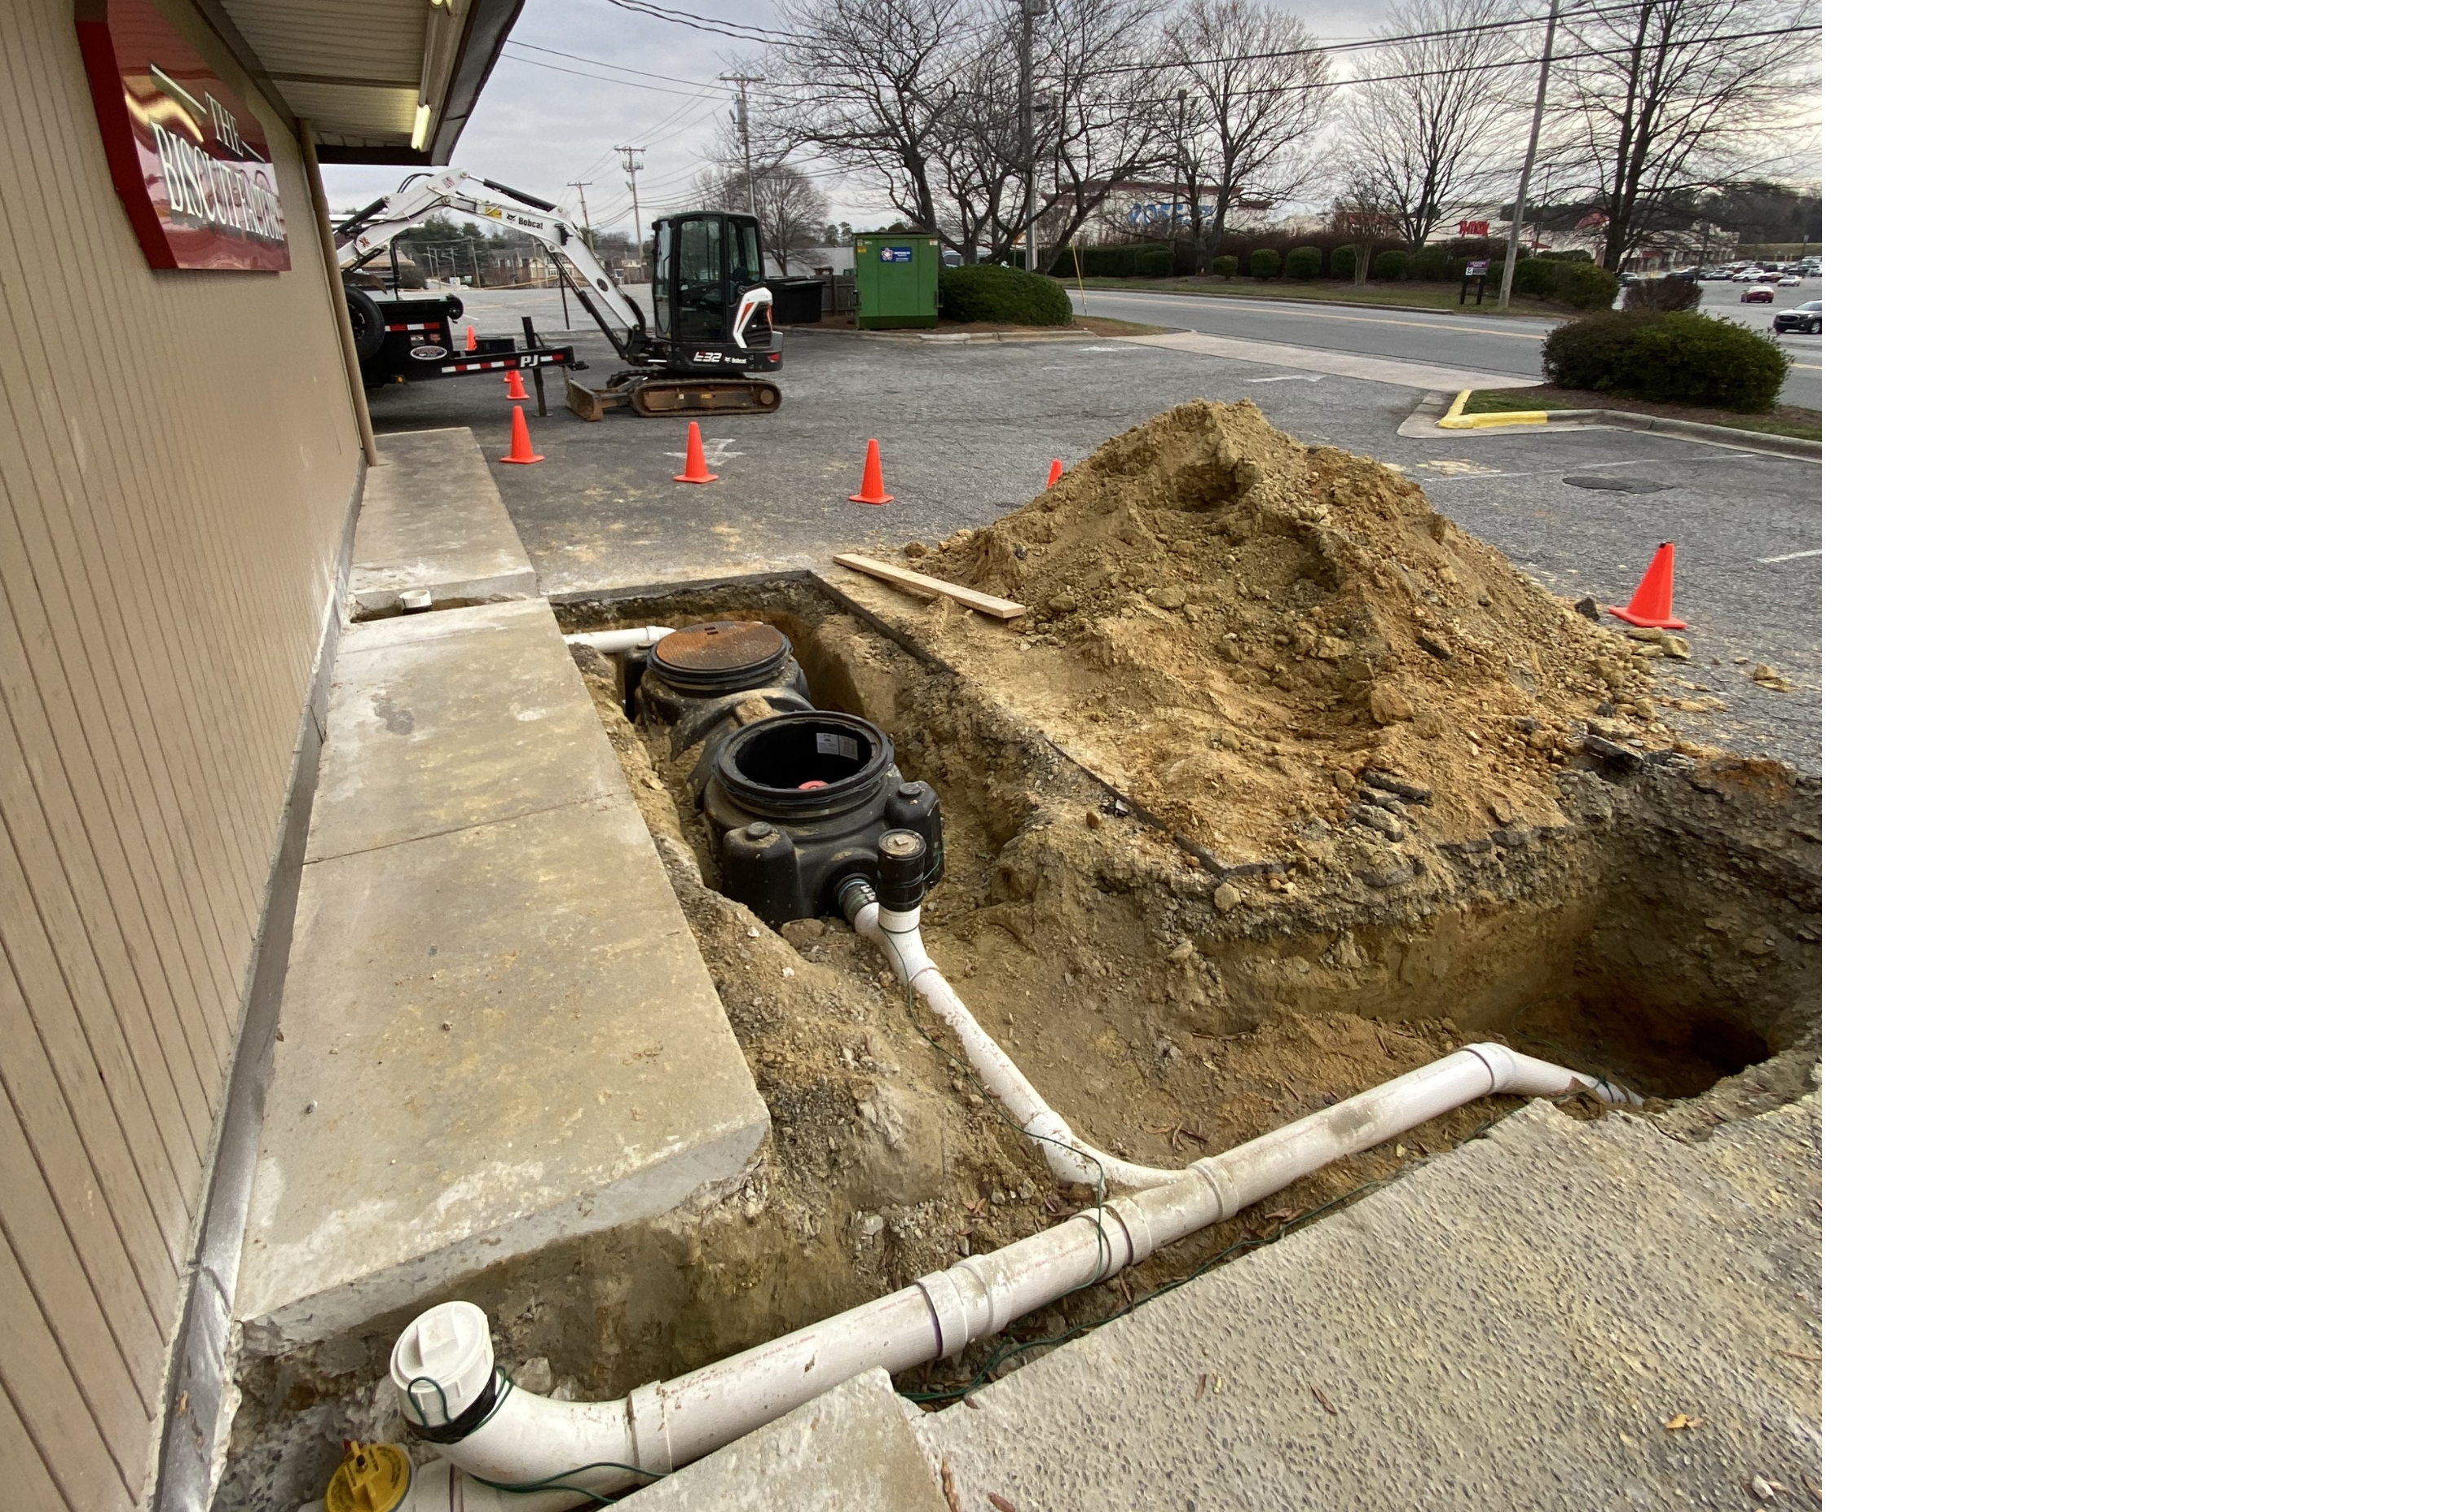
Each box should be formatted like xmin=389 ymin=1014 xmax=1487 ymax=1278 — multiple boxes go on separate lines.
xmin=1776 ymin=274 xmax=1802 ymax=286
xmin=1772 ymin=300 xmax=1822 ymax=333
xmin=1749 ymin=269 xmax=1782 ymax=283
xmin=1740 ymin=285 xmax=1775 ymax=303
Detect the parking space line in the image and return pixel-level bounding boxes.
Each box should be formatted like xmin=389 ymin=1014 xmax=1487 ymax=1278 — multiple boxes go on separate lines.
xmin=1758 ymin=549 xmax=1822 ymax=563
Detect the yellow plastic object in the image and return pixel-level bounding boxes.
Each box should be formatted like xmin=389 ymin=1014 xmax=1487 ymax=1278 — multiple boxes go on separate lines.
xmin=1435 ymin=388 xmax=1551 ymax=429
xmin=326 ymin=1440 xmax=410 ymax=1512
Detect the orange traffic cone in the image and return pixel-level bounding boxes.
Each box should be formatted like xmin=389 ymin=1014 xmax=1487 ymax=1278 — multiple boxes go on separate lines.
xmin=504 ymin=367 xmax=530 ymax=401
xmin=848 ymin=438 xmax=892 ymax=504
xmin=674 ymin=421 xmax=716 ymax=484
xmin=463 ymin=322 xmax=478 ymax=352
xmin=1045 ymin=458 xmax=1064 ymax=490
xmin=1607 ymin=542 xmax=1686 ymax=629
xmin=499 ymin=405 xmax=543 ymax=465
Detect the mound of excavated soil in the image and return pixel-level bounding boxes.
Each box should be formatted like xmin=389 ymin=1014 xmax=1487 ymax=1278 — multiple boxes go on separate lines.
xmin=913 ymin=399 xmax=1692 ymax=860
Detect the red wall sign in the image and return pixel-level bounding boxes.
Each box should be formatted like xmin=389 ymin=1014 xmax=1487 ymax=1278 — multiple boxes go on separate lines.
xmin=77 ymin=0 xmax=290 ymax=271
xmin=1458 ymin=220 xmax=1491 ymax=236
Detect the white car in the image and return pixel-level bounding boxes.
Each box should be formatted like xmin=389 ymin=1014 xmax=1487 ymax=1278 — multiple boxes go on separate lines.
xmin=1776 ymin=274 xmax=1802 ymax=286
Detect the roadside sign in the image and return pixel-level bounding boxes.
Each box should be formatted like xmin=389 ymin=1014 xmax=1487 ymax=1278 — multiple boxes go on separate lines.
xmin=1464 ymin=259 xmax=1489 ymax=275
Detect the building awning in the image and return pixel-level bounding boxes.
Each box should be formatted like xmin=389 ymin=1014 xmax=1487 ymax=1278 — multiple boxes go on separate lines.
xmin=197 ymin=0 xmax=521 ymax=164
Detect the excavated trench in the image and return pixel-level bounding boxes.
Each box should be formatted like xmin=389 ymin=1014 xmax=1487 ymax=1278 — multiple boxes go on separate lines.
xmin=213 ymin=571 xmax=1819 ymax=1510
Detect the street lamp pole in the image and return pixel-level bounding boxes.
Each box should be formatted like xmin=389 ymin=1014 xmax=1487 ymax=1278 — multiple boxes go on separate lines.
xmin=1498 ymin=0 xmax=1560 ymax=311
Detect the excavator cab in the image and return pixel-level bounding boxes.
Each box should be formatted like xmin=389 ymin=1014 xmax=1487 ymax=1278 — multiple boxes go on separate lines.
xmin=652 ymin=212 xmax=772 ymax=352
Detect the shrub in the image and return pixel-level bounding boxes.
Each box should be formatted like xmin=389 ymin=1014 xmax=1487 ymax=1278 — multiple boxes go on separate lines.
xmin=1507 ymin=255 xmax=1562 ymax=300
xmin=1210 ymin=254 xmax=1238 ymax=277
xmin=1247 ymin=248 xmax=1280 ymax=279
xmin=1330 ymin=245 xmax=1360 ymax=279
xmin=1402 ymin=246 xmax=1450 ymax=281
xmin=1136 ymin=247 xmax=1175 ymax=277
xmin=1371 ymin=249 xmax=1406 ymax=279
xmin=939 ymin=264 xmax=1073 ymax=325
xmin=1627 ymin=275 xmax=1702 ymax=313
xmin=1536 ymin=248 xmax=1595 ymax=264
xmin=1541 ymin=310 xmax=1790 ymax=411
xmin=1557 ymin=262 xmax=1621 ymax=309
xmin=1283 ymin=245 xmax=1322 ymax=279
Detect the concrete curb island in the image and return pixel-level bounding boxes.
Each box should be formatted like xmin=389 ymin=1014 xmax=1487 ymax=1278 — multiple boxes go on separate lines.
xmin=1399 ymin=389 xmax=1821 ymax=461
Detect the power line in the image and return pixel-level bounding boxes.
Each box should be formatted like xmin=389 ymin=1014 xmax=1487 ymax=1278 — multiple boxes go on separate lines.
xmin=596 ymin=0 xmax=795 ymax=44
xmin=517 ymin=17 xmax=1818 ymax=125
xmin=499 ymin=49 xmax=736 ymax=99
xmin=1087 ymin=0 xmax=1657 ymax=77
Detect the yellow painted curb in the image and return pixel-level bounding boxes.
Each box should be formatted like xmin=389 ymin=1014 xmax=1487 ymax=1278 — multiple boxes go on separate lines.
xmin=1435 ymin=389 xmax=1551 ymax=429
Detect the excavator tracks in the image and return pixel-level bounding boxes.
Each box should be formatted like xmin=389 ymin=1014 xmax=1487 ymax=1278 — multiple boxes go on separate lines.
xmin=565 ymin=372 xmax=783 ymax=421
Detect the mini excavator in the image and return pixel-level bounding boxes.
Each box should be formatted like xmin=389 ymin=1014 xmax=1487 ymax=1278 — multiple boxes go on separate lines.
xmin=333 ymin=169 xmax=781 ymax=419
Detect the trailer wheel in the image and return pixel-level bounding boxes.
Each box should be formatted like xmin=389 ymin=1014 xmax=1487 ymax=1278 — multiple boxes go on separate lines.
xmin=345 ymin=287 xmax=385 ymax=363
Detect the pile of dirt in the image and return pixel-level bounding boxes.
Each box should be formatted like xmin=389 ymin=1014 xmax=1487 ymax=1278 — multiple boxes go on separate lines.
xmin=914 ymin=399 xmax=1696 ymax=862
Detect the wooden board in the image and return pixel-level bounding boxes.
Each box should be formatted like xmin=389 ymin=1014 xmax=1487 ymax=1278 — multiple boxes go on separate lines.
xmin=831 ymin=553 xmax=1028 ymax=618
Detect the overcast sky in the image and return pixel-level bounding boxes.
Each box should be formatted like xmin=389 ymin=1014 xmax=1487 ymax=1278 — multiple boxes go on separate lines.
xmin=318 ymin=0 xmax=1410 ymax=237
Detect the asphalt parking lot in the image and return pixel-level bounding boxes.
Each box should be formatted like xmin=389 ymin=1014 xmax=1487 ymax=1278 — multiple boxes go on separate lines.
xmin=363 ymin=288 xmax=1821 ymax=770
xmin=1069 ymin=276 xmax=1824 ymax=410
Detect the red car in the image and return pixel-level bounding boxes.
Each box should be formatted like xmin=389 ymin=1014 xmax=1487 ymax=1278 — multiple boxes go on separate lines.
xmin=1740 ymin=286 xmax=1775 ymax=303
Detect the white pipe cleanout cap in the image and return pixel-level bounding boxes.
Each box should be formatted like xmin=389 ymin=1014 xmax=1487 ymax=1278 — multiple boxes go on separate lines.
xmin=392 ymin=1300 xmax=495 ymax=1427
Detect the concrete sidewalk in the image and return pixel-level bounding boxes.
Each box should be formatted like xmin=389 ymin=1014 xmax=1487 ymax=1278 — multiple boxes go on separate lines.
xmin=233 ymin=433 xmax=768 ymax=1350
xmin=912 ymin=1098 xmax=1821 ymax=1511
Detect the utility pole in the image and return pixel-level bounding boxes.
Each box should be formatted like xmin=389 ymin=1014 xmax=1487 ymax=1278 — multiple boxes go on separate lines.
xmin=1498 ymin=0 xmax=1560 ymax=311
xmin=718 ymin=75 xmax=762 ymax=218
xmin=614 ymin=145 xmax=646 ymax=264
xmin=568 ymin=180 xmax=595 ymax=251
xmin=1018 ymin=0 xmax=1047 ymax=270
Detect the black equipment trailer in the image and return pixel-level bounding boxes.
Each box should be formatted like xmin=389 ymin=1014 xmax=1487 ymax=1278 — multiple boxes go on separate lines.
xmin=346 ymin=288 xmax=578 ymax=412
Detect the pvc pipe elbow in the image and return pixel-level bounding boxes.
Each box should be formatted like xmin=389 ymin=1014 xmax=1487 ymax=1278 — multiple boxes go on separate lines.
xmin=1463 ymin=1042 xmax=1641 ymax=1105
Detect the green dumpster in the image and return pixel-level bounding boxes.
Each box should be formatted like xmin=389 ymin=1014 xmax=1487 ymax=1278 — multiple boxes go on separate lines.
xmin=854 ymin=234 xmax=940 ymax=328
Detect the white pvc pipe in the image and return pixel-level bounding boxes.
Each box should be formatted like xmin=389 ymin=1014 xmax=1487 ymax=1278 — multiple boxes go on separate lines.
xmin=395 ymin=1040 xmax=1632 ymax=1510
xmin=852 ymin=903 xmax=1632 ymax=1193
xmin=853 ymin=899 xmax=1181 ymax=1190
xmin=562 ymin=626 xmax=675 ymax=654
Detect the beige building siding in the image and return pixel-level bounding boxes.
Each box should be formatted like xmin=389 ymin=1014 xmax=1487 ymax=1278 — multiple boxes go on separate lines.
xmin=0 ymin=2 xmax=363 ymax=1507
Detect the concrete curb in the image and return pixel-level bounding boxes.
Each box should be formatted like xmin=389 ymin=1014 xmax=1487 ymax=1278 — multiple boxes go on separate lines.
xmin=852 ymin=327 xmax=1105 ymax=345
xmin=1397 ymin=389 xmax=1820 ymax=460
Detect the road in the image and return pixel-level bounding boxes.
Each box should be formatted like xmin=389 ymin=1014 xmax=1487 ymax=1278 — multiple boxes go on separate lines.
xmin=1071 ymin=282 xmax=1823 ymax=409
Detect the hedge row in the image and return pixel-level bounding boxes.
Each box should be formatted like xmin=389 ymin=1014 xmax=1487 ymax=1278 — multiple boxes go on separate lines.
xmin=1044 ymin=237 xmax=1619 ymax=309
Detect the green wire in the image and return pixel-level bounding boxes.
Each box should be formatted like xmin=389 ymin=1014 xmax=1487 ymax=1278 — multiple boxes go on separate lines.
xmin=469 ymin=1460 xmax=667 ymax=1505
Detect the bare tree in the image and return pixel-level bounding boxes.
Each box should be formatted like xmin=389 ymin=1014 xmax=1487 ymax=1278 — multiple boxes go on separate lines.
xmin=1032 ymin=0 xmax=1175 ymax=266
xmin=1551 ymin=0 xmax=1819 ymax=273
xmin=693 ymin=161 xmax=835 ymax=271
xmin=1161 ymin=0 xmax=1331 ymax=265
xmin=747 ymin=0 xmax=983 ymax=238
xmin=1335 ymin=0 xmax=1526 ymax=248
